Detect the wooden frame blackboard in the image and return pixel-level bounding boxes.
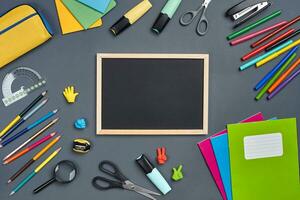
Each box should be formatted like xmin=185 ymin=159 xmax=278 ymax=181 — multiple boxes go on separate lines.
xmin=96 ymin=54 xmax=209 ymax=135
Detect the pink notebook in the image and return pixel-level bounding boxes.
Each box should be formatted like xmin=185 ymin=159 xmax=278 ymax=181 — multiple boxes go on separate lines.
xmin=197 ymin=113 xmax=264 ymax=200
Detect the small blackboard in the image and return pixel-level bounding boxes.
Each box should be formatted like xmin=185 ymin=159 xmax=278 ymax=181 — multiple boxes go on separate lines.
xmin=96 ymin=54 xmax=209 ymax=135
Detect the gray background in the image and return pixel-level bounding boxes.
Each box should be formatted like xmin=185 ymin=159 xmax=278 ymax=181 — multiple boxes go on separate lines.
xmin=0 ymin=0 xmax=299 ymax=200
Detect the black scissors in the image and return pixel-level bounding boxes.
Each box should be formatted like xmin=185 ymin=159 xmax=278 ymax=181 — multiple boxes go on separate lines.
xmin=180 ymin=0 xmax=212 ymax=36
xmin=92 ymin=161 xmax=161 ymax=200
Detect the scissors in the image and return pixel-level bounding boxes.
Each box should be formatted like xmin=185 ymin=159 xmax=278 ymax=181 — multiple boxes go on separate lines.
xmin=92 ymin=160 xmax=161 ymax=200
xmin=180 ymin=0 xmax=212 ymax=36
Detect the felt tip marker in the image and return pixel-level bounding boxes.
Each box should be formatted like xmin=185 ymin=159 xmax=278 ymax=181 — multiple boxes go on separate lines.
xmin=136 ymin=154 xmax=171 ymax=195
xmin=152 ymin=0 xmax=182 ymax=34
xmin=110 ymin=0 xmax=152 ymax=36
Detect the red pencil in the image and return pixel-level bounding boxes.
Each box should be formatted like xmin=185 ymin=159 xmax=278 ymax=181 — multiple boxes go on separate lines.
xmin=251 ymin=16 xmax=300 ymax=48
xmin=3 ymin=132 xmax=57 ymax=165
xmin=242 ymin=29 xmax=295 ymax=61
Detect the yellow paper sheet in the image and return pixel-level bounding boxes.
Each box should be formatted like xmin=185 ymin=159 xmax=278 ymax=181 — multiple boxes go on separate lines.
xmin=54 ymin=0 xmax=102 ymax=35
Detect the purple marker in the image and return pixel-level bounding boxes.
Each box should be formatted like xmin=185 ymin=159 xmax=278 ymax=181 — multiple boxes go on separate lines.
xmin=267 ymin=67 xmax=300 ymax=100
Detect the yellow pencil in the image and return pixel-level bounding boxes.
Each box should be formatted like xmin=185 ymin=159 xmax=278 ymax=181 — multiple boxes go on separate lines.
xmin=9 ymin=147 xmax=61 ymax=196
xmin=0 ymin=116 xmax=20 ymax=137
xmin=256 ymin=38 xmax=300 ymax=67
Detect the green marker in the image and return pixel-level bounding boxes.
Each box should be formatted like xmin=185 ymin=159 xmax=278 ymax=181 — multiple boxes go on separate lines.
xmin=227 ymin=10 xmax=282 ymax=40
xmin=255 ymin=53 xmax=296 ymax=100
xmin=152 ymin=0 xmax=182 ymax=34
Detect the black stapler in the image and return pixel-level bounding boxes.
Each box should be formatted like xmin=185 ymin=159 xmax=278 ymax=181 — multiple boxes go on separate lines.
xmin=226 ymin=0 xmax=272 ymax=28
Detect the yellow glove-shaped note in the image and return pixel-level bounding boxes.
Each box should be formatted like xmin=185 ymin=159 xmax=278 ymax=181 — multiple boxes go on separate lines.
xmin=63 ymin=86 xmax=79 ymax=103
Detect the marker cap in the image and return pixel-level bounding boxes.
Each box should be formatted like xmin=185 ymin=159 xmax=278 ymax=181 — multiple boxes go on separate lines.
xmin=152 ymin=13 xmax=170 ymax=34
xmin=110 ymin=17 xmax=130 ymax=36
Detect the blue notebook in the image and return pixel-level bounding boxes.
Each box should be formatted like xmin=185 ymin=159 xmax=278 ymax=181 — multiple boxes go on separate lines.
xmin=77 ymin=0 xmax=111 ymax=13
xmin=211 ymin=134 xmax=232 ymax=200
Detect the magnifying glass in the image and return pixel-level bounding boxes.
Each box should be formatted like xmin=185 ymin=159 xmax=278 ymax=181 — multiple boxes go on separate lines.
xmin=33 ymin=160 xmax=77 ymax=194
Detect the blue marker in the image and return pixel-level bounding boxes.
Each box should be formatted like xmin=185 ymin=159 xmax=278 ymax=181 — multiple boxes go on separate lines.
xmin=0 ymin=109 xmax=58 ymax=148
xmin=239 ymin=40 xmax=293 ymax=71
xmin=255 ymin=46 xmax=299 ymax=90
xmin=136 ymin=154 xmax=171 ymax=195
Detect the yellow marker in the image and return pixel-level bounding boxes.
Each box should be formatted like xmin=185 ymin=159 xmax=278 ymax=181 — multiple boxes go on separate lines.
xmin=256 ymin=38 xmax=300 ymax=67
xmin=9 ymin=147 xmax=61 ymax=196
xmin=0 ymin=116 xmax=20 ymax=137
xmin=110 ymin=0 xmax=152 ymax=36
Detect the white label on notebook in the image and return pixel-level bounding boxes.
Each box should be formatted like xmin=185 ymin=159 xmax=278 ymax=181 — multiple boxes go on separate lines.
xmin=244 ymin=133 xmax=283 ymax=160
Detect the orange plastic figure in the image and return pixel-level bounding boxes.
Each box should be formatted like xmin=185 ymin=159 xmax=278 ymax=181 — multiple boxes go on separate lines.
xmin=156 ymin=147 xmax=167 ymax=165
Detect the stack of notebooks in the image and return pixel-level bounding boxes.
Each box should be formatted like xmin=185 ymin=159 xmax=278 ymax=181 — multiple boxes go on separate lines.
xmin=54 ymin=0 xmax=117 ymax=34
xmin=197 ymin=113 xmax=300 ymax=200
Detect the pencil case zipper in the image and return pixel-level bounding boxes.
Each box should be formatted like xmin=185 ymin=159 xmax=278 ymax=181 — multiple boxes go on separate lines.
xmin=0 ymin=13 xmax=38 ymax=35
xmin=0 ymin=4 xmax=53 ymax=36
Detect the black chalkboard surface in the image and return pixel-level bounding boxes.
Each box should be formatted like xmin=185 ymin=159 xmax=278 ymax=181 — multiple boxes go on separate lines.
xmin=96 ymin=54 xmax=209 ymax=135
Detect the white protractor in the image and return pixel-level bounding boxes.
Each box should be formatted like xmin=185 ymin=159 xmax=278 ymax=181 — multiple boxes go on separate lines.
xmin=2 ymin=67 xmax=46 ymax=106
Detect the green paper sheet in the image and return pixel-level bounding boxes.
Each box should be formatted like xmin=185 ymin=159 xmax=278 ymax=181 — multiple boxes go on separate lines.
xmin=227 ymin=118 xmax=300 ymax=200
xmin=62 ymin=0 xmax=116 ymax=29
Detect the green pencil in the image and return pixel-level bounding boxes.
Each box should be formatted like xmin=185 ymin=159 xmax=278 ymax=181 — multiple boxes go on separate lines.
xmin=255 ymin=53 xmax=296 ymax=100
xmin=227 ymin=10 xmax=282 ymax=40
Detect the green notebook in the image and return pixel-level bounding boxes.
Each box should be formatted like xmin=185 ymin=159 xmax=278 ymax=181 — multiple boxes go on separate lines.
xmin=62 ymin=0 xmax=116 ymax=29
xmin=228 ymin=118 xmax=300 ymax=200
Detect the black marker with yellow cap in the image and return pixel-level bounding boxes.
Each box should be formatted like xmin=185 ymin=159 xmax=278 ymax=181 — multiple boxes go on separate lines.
xmin=110 ymin=0 xmax=152 ymax=36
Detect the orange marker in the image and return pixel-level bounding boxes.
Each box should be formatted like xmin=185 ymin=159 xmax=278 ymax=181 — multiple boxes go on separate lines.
xmin=268 ymin=58 xmax=300 ymax=93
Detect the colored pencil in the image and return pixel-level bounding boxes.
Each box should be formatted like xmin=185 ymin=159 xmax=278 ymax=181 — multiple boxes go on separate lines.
xmin=0 ymin=109 xmax=58 ymax=148
xmin=0 ymin=91 xmax=47 ymax=138
xmin=255 ymin=53 xmax=296 ymax=100
xmin=256 ymin=38 xmax=300 ymax=67
xmin=3 ymin=118 xmax=59 ymax=161
xmin=242 ymin=29 xmax=295 ymax=61
xmin=267 ymin=65 xmax=300 ymax=99
xmin=268 ymin=58 xmax=300 ymax=93
xmin=7 ymin=135 xmax=61 ymax=183
xmin=254 ymin=47 xmax=298 ymax=90
xmin=9 ymin=147 xmax=61 ymax=196
xmin=227 ymin=10 xmax=281 ymax=40
xmin=251 ymin=16 xmax=300 ymax=48
xmin=0 ymin=99 xmax=48 ymax=141
xmin=266 ymin=29 xmax=300 ymax=51
xmin=239 ymin=40 xmax=293 ymax=71
xmin=230 ymin=21 xmax=287 ymax=46
xmin=4 ymin=132 xmax=57 ymax=165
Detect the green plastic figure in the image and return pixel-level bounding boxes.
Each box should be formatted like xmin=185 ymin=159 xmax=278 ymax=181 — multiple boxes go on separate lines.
xmin=172 ymin=165 xmax=183 ymax=181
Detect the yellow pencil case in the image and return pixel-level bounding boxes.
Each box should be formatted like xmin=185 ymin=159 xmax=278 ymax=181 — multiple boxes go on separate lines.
xmin=0 ymin=5 xmax=53 ymax=68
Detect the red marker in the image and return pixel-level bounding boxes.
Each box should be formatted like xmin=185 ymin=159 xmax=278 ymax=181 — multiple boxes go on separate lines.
xmin=230 ymin=21 xmax=287 ymax=46
xmin=242 ymin=29 xmax=295 ymax=61
xmin=251 ymin=15 xmax=300 ymax=48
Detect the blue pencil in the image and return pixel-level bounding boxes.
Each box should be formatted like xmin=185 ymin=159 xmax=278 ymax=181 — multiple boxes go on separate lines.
xmin=239 ymin=40 xmax=293 ymax=71
xmin=254 ymin=46 xmax=299 ymax=90
xmin=0 ymin=109 xmax=58 ymax=148
xmin=0 ymin=99 xmax=48 ymax=142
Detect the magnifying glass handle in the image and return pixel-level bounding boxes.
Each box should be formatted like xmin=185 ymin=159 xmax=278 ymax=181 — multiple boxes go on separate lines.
xmin=33 ymin=177 xmax=56 ymax=194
